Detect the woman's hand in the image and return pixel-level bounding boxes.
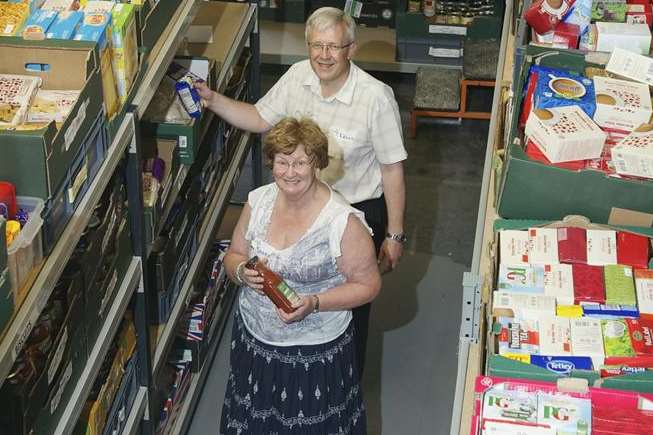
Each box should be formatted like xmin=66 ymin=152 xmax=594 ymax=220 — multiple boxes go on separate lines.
xmin=237 ymin=258 xmax=264 ymax=292
xmin=276 ymin=295 xmax=316 ymax=324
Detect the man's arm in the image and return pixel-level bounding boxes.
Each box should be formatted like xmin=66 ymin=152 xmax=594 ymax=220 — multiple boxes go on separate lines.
xmin=195 ymin=82 xmax=271 ymax=133
xmin=378 ymin=161 xmax=406 ymax=271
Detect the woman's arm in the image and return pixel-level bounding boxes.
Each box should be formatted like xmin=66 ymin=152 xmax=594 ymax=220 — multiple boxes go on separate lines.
xmin=224 ymin=204 xmax=263 ymax=290
xmin=277 ymin=214 xmax=381 ymax=323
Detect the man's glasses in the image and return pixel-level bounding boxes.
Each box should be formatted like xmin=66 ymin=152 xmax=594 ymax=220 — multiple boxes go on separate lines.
xmin=308 ymin=41 xmax=353 ymax=53
xmin=273 ymin=158 xmax=312 ymax=173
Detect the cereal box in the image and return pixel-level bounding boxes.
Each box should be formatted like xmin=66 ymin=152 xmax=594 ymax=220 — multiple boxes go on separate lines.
xmin=537 ymin=393 xmax=591 ymax=435
xmin=111 ymin=3 xmax=138 ymax=102
xmin=27 ymin=89 xmax=80 ymax=123
xmin=497 ymin=264 xmax=545 ymax=294
xmin=8 ymin=0 xmax=46 ymax=13
xmin=538 ymin=316 xmax=572 ymax=356
xmin=46 ymin=10 xmax=83 ymax=39
xmin=525 ymin=105 xmax=606 ymax=163
xmin=73 ymin=12 xmax=110 ymax=47
xmin=82 ymin=1 xmax=114 ymax=14
xmin=544 ymin=264 xmax=575 ymax=306
xmin=0 ymin=74 xmax=41 ymax=127
xmin=635 ymin=269 xmax=653 ymax=316
xmin=528 ymin=228 xmax=559 ymax=265
xmin=612 ymin=124 xmax=653 ymax=179
xmin=593 ymin=75 xmax=652 ymax=132
xmin=493 ymin=292 xmax=557 ymax=319
xmin=570 ymin=318 xmax=605 ymax=366
xmin=586 ymin=229 xmax=617 ymax=266
xmin=604 ymin=264 xmax=636 ymax=306
xmin=602 ymin=319 xmax=636 ymax=357
xmin=500 ymin=230 xmax=530 ymax=265
xmin=498 ymin=317 xmax=540 ymax=356
xmin=41 ymin=0 xmax=77 ymax=12
xmin=596 ymin=22 xmax=651 ymax=55
xmin=21 ymin=8 xmax=57 ymax=39
xmin=0 ymin=2 xmax=29 ymax=36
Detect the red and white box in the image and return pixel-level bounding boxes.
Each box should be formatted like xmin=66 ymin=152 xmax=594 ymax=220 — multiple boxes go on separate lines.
xmin=593 ymin=75 xmax=652 ymax=132
xmin=626 ymin=3 xmax=653 ymax=25
xmin=526 ymin=138 xmax=589 ymax=170
xmin=500 ymin=230 xmax=530 ymax=265
xmin=611 ymin=125 xmax=653 ymax=179
xmin=625 ymin=318 xmax=653 ymax=355
xmin=558 ymin=227 xmax=587 ymax=264
xmin=544 ymin=263 xmax=575 ymax=306
xmin=635 ymin=269 xmax=653 ymax=317
xmin=572 ymin=263 xmax=606 ymax=304
xmin=586 ymin=229 xmax=618 ymax=265
xmin=616 ymin=231 xmax=651 ymax=269
xmin=596 ymin=22 xmax=652 ymax=55
xmin=525 ymin=106 xmax=606 ymax=163
xmin=539 ymin=316 xmax=572 ymax=355
xmin=523 ymin=0 xmax=575 ymax=35
xmin=533 ymin=21 xmax=581 ymax=49
xmin=528 ymin=228 xmax=559 ymax=264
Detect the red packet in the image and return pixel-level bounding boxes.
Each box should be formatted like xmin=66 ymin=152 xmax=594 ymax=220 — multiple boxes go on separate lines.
xmin=617 ymin=231 xmax=651 ymax=269
xmin=523 ymin=0 xmax=575 ymax=35
xmin=572 ymin=263 xmax=606 ymax=304
xmin=519 ymin=69 xmax=539 ymax=129
xmin=626 ymin=318 xmax=653 ymax=356
xmin=0 ymin=181 xmax=16 ymax=220
xmin=526 ymin=138 xmax=588 ymax=170
xmin=558 ymin=227 xmax=587 ymax=264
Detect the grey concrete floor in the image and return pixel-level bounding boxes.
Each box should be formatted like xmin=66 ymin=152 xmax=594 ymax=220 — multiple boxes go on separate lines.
xmin=187 ymin=66 xmax=490 ymax=435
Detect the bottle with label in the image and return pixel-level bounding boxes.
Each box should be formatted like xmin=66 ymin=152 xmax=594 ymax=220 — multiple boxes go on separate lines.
xmin=245 ymin=256 xmax=301 ymax=313
xmin=423 ymin=0 xmax=435 ymax=17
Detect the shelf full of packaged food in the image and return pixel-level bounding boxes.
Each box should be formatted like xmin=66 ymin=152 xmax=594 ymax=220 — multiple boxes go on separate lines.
xmin=0 ymin=114 xmax=137 ymax=391
xmin=170 ymin=283 xmax=238 ymax=435
xmin=53 ymin=257 xmax=142 ymax=435
xmin=121 ymin=386 xmax=148 ymax=435
xmin=450 ymin=0 xmax=515 ymax=434
xmin=152 ymin=131 xmax=252 ymax=377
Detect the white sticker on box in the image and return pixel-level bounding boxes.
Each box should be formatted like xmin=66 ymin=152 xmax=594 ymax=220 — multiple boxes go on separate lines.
xmin=428 ymin=47 xmax=463 ymax=58
xmin=179 ymin=135 xmax=188 ymax=149
xmin=63 ymin=98 xmax=89 ymax=152
xmin=51 ymin=361 xmax=73 ymax=415
xmin=68 ymin=157 xmax=88 ymax=204
xmin=428 ymin=24 xmax=467 ymax=35
xmin=48 ymin=327 xmax=68 ymax=385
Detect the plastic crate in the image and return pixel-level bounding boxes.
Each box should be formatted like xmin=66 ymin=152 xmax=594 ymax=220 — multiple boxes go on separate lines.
xmin=7 ymin=196 xmax=44 ymax=306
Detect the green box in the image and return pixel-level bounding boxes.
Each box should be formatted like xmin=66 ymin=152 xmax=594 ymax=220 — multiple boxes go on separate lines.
xmin=137 ymin=0 xmax=182 ymax=52
xmin=0 ymin=41 xmax=103 ymax=200
xmin=604 ymin=264 xmax=637 ymax=306
xmin=497 ymin=45 xmax=653 ymax=223
xmin=0 ymin=268 xmax=13 ymax=337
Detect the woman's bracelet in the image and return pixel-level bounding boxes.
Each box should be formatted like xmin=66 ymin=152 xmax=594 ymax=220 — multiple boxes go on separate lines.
xmin=312 ymin=294 xmax=320 ymax=313
xmin=234 ymin=261 xmax=246 ymax=286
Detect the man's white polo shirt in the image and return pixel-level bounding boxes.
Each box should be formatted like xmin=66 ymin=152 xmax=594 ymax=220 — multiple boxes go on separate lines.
xmin=255 ymin=60 xmax=407 ymax=205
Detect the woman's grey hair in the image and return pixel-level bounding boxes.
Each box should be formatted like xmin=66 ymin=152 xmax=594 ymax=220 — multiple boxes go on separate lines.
xmin=305 ymin=7 xmax=356 ymax=44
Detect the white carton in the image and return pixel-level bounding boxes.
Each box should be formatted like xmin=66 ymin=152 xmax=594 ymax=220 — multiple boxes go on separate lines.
xmin=570 ymin=318 xmax=605 ymax=367
xmin=538 ymin=316 xmax=572 ymax=355
xmin=612 ymin=125 xmax=653 ymax=178
xmin=586 ymin=229 xmax=617 ymax=266
xmin=544 ymin=264 xmax=575 ymax=306
xmin=635 ymin=270 xmax=653 ymax=316
xmin=528 ymin=228 xmax=559 ymax=264
xmin=593 ymin=75 xmax=652 ymax=132
xmin=525 ymin=106 xmax=606 ymax=163
xmin=499 ymin=230 xmax=530 ymax=265
xmin=493 ymin=292 xmax=557 ymax=319
xmin=596 ymin=22 xmax=651 ymax=55
xmin=606 ymin=47 xmax=653 ymax=87
xmin=497 ymin=264 xmax=545 ymax=294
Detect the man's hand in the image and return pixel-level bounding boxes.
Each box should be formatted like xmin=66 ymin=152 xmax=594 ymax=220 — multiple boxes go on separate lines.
xmin=378 ymin=238 xmax=403 ymax=274
xmin=194 ymin=81 xmax=216 ymax=108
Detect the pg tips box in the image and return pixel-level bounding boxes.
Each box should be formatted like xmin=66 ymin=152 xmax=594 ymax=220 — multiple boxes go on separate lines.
xmin=593 ymin=75 xmax=652 ymax=132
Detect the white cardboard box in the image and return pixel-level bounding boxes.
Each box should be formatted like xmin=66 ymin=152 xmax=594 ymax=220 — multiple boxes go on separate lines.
xmin=612 ymin=126 xmax=653 ymax=178
xmin=635 ymin=270 xmax=653 ymax=316
xmin=606 ymin=47 xmax=653 ymax=87
xmin=499 ymin=230 xmax=530 ymax=265
xmin=596 ymin=22 xmax=651 ymax=55
xmin=525 ymin=106 xmax=606 ymax=163
xmin=544 ymin=264 xmax=575 ymax=306
xmin=570 ymin=318 xmax=605 ymax=367
xmin=538 ymin=316 xmax=572 ymax=355
xmin=586 ymin=229 xmax=618 ymax=265
xmin=528 ymin=228 xmax=559 ymax=264
xmin=493 ymin=292 xmax=557 ymax=319
xmin=593 ymin=75 xmax=652 ymax=132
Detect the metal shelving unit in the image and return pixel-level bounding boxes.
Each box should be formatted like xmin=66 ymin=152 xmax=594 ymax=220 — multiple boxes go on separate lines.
xmin=122 ymin=387 xmax=149 ymax=435
xmin=152 ymin=132 xmax=253 ymax=376
xmin=54 ymin=257 xmax=142 ymax=435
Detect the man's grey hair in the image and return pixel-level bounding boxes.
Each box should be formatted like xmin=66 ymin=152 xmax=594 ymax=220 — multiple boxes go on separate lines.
xmin=305 ymin=7 xmax=356 ymax=44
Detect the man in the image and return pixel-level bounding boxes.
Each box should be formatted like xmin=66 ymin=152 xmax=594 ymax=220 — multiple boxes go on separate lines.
xmin=196 ymin=7 xmax=407 ymax=378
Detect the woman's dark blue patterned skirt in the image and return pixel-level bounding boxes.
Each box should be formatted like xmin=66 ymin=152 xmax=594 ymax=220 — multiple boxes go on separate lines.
xmin=220 ymin=312 xmax=367 ymax=434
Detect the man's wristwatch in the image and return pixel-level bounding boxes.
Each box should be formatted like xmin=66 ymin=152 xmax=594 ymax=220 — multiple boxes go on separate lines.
xmin=386 ymin=232 xmax=407 ymax=244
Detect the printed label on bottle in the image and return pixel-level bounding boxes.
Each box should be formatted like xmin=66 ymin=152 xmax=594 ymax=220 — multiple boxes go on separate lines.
xmin=276 ymin=281 xmax=300 ymax=303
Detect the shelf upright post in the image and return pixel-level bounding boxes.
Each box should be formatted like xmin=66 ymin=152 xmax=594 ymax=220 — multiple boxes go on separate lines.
xmin=250 ymin=1 xmax=263 ymax=187
xmin=125 ymin=107 xmax=155 ymax=435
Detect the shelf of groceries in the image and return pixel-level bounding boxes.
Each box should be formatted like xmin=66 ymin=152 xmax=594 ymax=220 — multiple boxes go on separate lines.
xmin=0 ymin=1 xmax=259 ymax=435
xmin=454 ymin=0 xmax=653 ymax=433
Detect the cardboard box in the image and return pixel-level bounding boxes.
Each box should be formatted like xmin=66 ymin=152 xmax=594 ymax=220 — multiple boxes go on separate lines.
xmin=525 ymin=106 xmax=606 ymax=163
xmin=138 ymin=0 xmax=181 ymax=51
xmin=497 ymin=264 xmax=545 ymax=293
xmin=539 ymin=316 xmax=572 ymax=355
xmin=626 ymin=3 xmax=652 ymax=25
xmin=499 ymin=229 xmax=530 ymax=265
xmin=612 ymin=125 xmax=653 ymax=179
xmin=529 ymin=227 xmax=559 ymax=264
xmin=110 ymin=3 xmax=138 ymax=103
xmin=593 ymin=75 xmax=652 ymax=132
xmin=596 ymin=21 xmax=651 ymax=55
xmin=586 ymin=229 xmax=617 ymax=265
xmin=544 ymin=263 xmax=575 ymax=305
xmin=604 ymin=264 xmax=636 ymax=305
xmin=606 ymin=47 xmax=653 ymax=87
xmin=0 ymin=42 xmax=102 ymax=200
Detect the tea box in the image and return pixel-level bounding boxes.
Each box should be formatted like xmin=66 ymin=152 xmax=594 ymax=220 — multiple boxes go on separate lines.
xmin=612 ymin=125 xmax=653 ymax=179
xmin=544 ymin=264 xmax=575 ymax=306
xmin=586 ymin=229 xmax=617 ymax=266
xmin=498 ymin=264 xmax=546 ymax=293
xmin=596 ymin=22 xmax=651 ymax=55
xmin=529 ymin=228 xmax=559 ymax=265
xmin=593 ymin=76 xmax=652 ymax=132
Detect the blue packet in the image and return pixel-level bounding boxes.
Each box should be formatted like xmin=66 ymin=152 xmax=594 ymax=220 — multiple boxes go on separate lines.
xmin=530 ymin=355 xmax=594 ymax=374
xmin=532 ymin=65 xmax=597 ymax=117
xmin=175 ymin=77 xmax=202 ymax=119
xmin=581 ymin=303 xmax=640 ymax=319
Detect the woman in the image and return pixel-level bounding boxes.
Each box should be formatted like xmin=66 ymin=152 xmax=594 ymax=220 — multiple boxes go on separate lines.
xmin=221 ymin=117 xmax=381 ymax=434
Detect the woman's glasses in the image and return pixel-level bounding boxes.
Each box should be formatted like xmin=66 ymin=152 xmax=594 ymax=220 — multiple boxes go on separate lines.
xmin=273 ymin=158 xmax=312 ymax=173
